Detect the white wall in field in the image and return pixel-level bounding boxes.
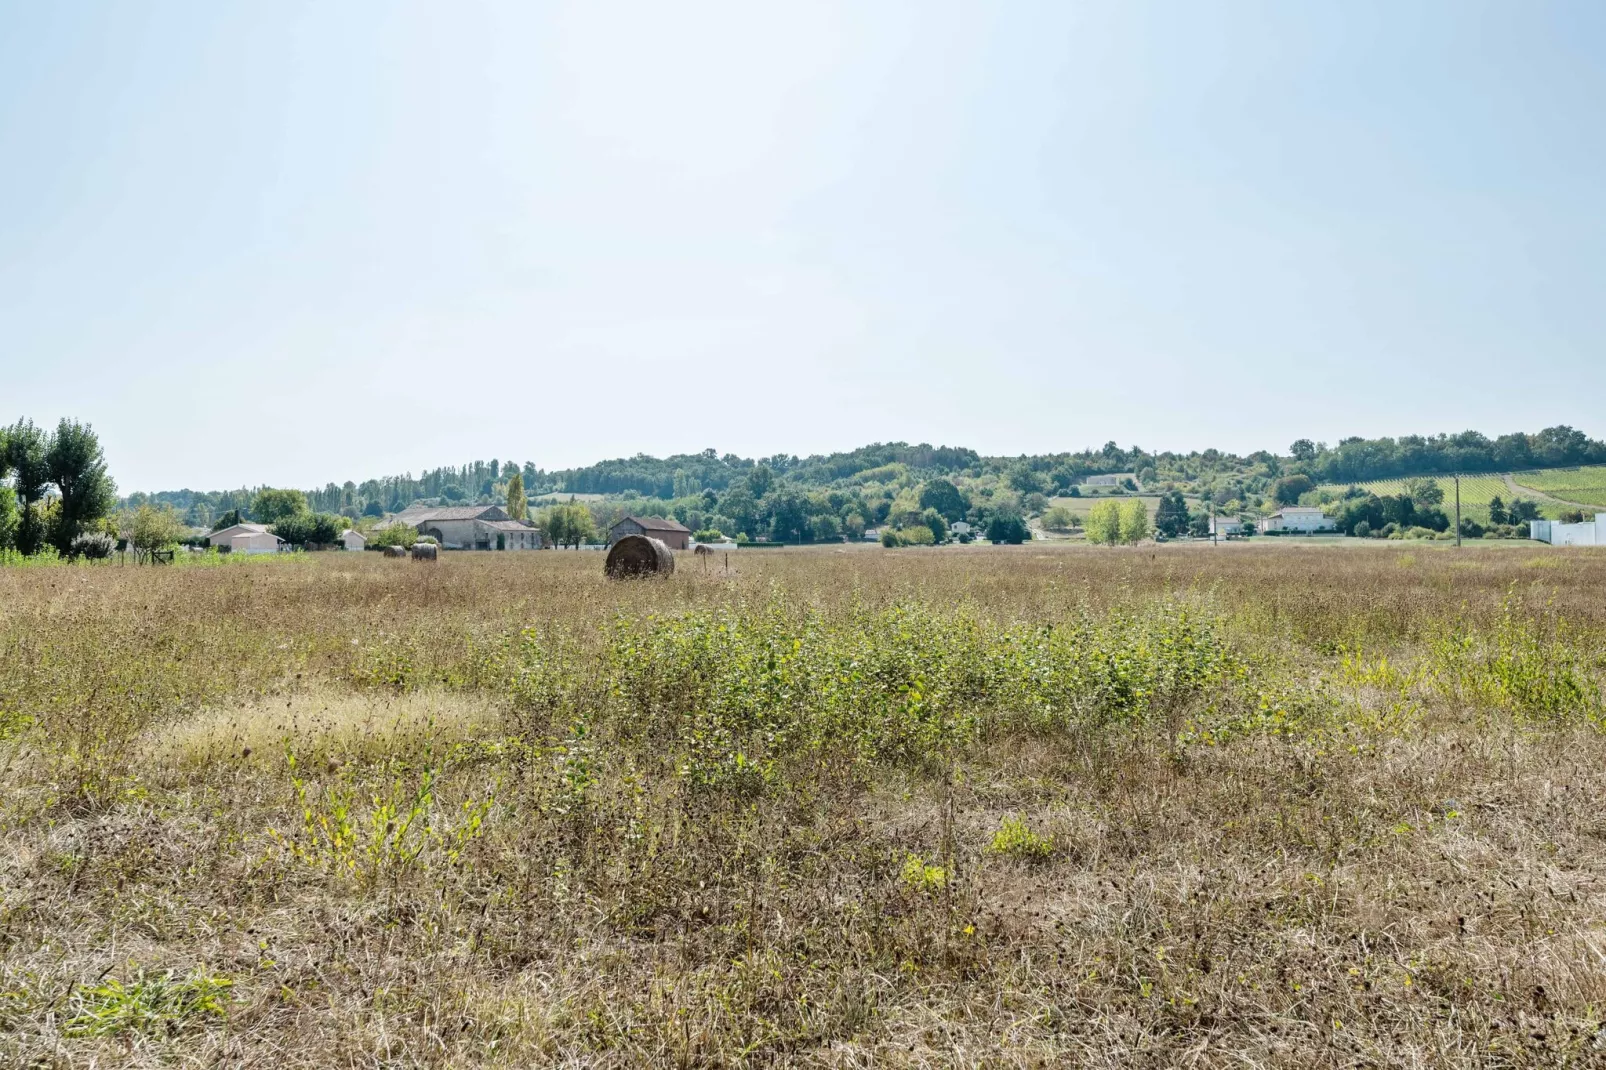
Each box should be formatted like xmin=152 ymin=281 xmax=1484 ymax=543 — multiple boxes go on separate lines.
xmin=1530 ymin=515 xmax=1606 ymax=546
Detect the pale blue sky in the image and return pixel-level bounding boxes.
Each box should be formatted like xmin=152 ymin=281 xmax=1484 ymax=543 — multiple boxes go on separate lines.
xmin=2 ymin=2 xmax=1602 ymax=492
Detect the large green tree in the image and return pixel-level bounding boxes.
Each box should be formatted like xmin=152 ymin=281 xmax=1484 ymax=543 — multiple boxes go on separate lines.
xmin=273 ymin=512 xmax=343 ymax=547
xmin=2 ymin=420 xmax=51 ymax=555
xmin=251 ymin=487 xmax=308 ymax=524
xmin=1085 ymin=500 xmax=1121 ymax=545
xmin=917 ymin=478 xmax=967 ymax=522
xmin=543 ymin=501 xmax=595 ymax=549
xmin=1117 ymin=499 xmax=1151 ymax=544
xmin=986 ymin=507 xmax=1030 ymax=544
xmin=745 ymin=465 xmax=774 ymax=498
xmin=1271 ymin=474 xmax=1314 ymax=506
xmin=0 ymin=486 xmax=17 ymax=552
xmin=128 ymin=504 xmax=185 ymax=553
xmin=1154 ymin=490 xmax=1190 ymax=537
xmin=46 ymin=419 xmax=117 ymax=554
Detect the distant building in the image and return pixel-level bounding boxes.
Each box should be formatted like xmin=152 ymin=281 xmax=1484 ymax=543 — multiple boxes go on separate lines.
xmin=608 ymin=515 xmax=692 ymax=551
xmin=1258 ymin=507 xmax=1337 ymax=534
xmin=950 ymin=521 xmax=972 ymax=536
xmin=1084 ymin=475 xmax=1120 ymax=487
xmin=391 ymin=504 xmax=542 ymax=550
xmin=1209 ymin=516 xmax=1245 ymax=537
xmin=208 ymin=522 xmax=272 ymax=551
xmin=230 ymin=530 xmax=285 ymax=555
xmin=340 ymin=529 xmax=367 ymax=551
xmin=1531 ymin=515 xmax=1604 ymax=546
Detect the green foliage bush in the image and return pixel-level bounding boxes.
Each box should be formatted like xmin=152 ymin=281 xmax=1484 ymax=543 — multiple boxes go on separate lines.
xmin=1041 ymin=505 xmax=1076 ymax=532
xmin=574 ymin=595 xmax=1241 ymax=781
xmin=272 ymin=512 xmax=344 ymax=547
xmin=989 ymin=815 xmax=1054 ymax=860
xmin=985 ymin=510 xmax=1030 ymax=544
xmin=371 ymin=523 xmax=418 ymax=549
xmin=69 ymin=531 xmax=115 ymax=559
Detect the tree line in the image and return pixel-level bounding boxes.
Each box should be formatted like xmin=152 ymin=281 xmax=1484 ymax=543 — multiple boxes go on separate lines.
xmin=1286 ymin=426 xmax=1604 ymax=485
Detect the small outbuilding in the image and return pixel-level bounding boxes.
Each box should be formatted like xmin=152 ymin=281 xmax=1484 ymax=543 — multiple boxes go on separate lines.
xmin=230 ymin=531 xmax=285 ymax=555
xmin=341 ymin=529 xmax=367 ymax=551
xmin=608 ymin=515 xmax=692 ymax=551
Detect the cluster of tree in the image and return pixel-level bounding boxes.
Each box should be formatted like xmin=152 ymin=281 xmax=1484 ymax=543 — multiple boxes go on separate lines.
xmin=1085 ymin=499 xmax=1152 ymax=545
xmin=1329 ymin=492 xmax=1450 ymax=537
xmin=1487 ymin=495 xmax=1541 ymax=526
xmin=1152 ymin=491 xmax=1212 ymax=538
xmin=0 ymin=419 xmax=117 ymax=557
xmin=1287 ymin=426 xmax=1605 ymax=485
xmin=1040 ymin=505 xmax=1079 ymax=532
xmin=541 ymin=500 xmax=597 ymax=549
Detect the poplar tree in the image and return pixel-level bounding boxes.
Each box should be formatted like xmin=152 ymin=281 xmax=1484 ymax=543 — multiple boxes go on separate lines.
xmin=506 ymin=473 xmax=527 ymax=522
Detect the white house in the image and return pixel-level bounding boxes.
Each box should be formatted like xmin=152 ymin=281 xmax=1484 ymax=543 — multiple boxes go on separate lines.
xmin=1531 ymin=515 xmax=1605 ymax=546
xmin=340 ymin=529 xmax=367 ymax=551
xmin=1258 ymin=507 xmax=1337 ymax=534
xmin=1084 ymin=475 xmax=1121 ymax=487
xmin=230 ymin=531 xmax=284 ymax=555
xmin=1209 ymin=516 xmax=1245 ymax=537
xmin=950 ymin=521 xmax=972 ymax=536
xmin=208 ymin=522 xmax=271 ymax=550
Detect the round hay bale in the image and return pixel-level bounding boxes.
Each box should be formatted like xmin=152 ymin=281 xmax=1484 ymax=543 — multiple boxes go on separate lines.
xmin=693 ymin=544 xmax=715 ymax=556
xmin=605 ymin=534 xmax=675 ymax=579
xmin=410 ymin=543 xmax=438 ymax=562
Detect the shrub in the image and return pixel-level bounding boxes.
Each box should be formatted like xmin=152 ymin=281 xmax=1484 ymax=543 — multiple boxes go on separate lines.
xmin=371 ymin=523 xmax=418 ymax=549
xmin=989 ymin=815 xmax=1054 ymax=860
xmin=69 ymin=531 xmax=115 ymax=560
xmin=64 ymin=969 xmax=234 ymax=1038
xmin=129 ymin=504 xmax=185 ymax=552
xmin=986 ymin=510 xmax=1031 ymax=545
xmin=272 ymin=512 xmax=344 ymax=548
xmin=1042 ymin=505 xmax=1077 ymax=532
xmin=899 ymin=854 xmax=947 ymax=894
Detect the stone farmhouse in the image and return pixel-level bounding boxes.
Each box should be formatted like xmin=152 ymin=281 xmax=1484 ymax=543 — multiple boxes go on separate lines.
xmin=391 ymin=504 xmax=543 ymax=550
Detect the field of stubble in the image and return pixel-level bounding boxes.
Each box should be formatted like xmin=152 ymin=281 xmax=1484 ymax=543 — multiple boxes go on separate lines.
xmin=1 ymin=543 xmax=1605 ymax=1068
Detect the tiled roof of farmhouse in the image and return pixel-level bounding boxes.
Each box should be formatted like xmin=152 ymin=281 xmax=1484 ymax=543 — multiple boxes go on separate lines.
xmin=616 ymin=514 xmax=690 ymax=533
xmin=393 ymin=505 xmax=508 ymax=522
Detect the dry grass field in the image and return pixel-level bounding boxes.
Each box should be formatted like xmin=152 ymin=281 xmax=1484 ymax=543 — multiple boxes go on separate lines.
xmin=2 ymin=544 xmax=1606 ymax=1067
